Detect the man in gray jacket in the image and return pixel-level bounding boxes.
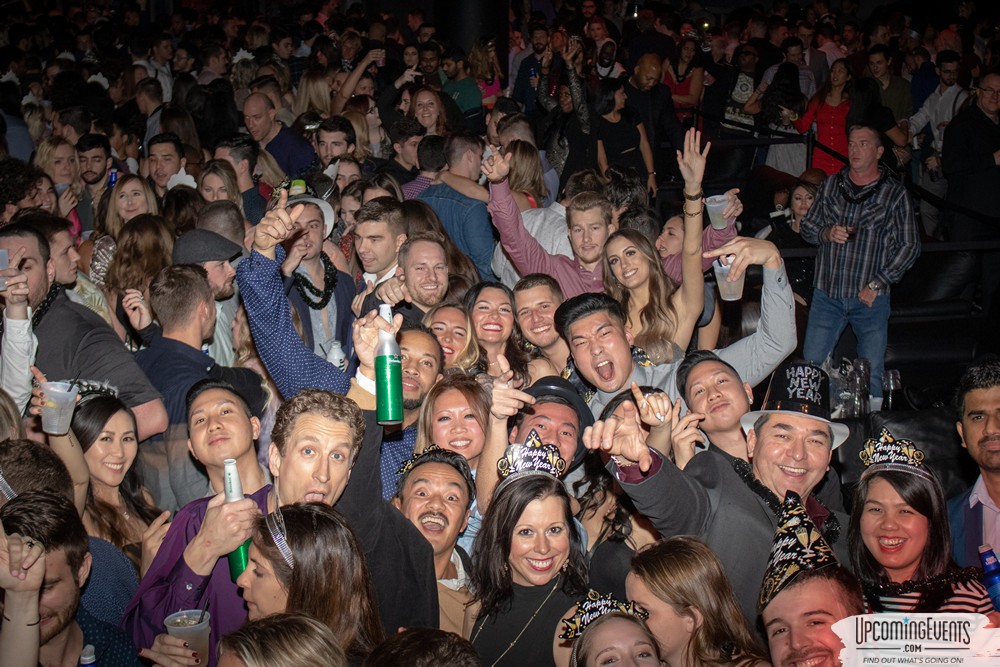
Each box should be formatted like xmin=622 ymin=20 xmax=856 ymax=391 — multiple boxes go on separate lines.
xmin=582 ymin=359 xmax=851 ymax=624
xmin=554 ymin=236 xmax=797 ymax=418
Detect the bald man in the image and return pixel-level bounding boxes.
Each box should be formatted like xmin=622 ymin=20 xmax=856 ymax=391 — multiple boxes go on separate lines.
xmin=625 ymin=53 xmax=686 ymax=175
xmin=241 ymin=92 xmax=317 ymax=177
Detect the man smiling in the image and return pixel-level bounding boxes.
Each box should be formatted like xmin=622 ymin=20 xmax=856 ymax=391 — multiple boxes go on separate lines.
xmin=555 ymin=236 xmax=795 ymax=418
xmin=585 ymin=359 xmax=850 ymax=623
xmin=393 ymin=448 xmax=475 ymax=634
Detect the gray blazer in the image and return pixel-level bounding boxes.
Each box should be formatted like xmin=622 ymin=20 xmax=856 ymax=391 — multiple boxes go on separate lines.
xmin=613 ymin=448 xmax=850 ymax=624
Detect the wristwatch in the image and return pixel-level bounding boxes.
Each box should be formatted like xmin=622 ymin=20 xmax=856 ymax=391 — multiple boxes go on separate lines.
xmin=867 ymin=280 xmax=882 ymax=292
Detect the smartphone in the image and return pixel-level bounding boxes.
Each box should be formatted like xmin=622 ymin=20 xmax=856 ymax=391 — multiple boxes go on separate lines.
xmin=0 ymin=248 xmax=8 ymax=292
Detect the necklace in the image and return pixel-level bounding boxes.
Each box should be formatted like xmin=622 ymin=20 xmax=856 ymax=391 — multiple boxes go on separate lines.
xmin=293 ymin=253 xmax=337 ymax=310
xmin=0 ymin=283 xmax=60 ymax=338
xmin=471 ymin=578 xmax=560 ymax=667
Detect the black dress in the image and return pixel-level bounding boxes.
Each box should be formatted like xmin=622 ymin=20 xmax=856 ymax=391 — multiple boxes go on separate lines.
xmin=593 ymin=107 xmax=648 ymax=180
xmin=470 ymin=577 xmax=579 ymax=667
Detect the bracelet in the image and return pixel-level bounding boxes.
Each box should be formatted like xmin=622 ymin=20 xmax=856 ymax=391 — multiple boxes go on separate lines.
xmin=611 ymin=455 xmax=636 ymax=469
xmin=683 ymin=189 xmax=703 ymax=201
xmin=683 ymin=204 xmax=704 ymax=217
xmin=2 ymin=614 xmax=41 ymax=625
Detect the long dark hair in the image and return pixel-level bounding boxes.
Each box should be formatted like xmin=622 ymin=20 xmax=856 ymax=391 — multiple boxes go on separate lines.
xmin=844 ymin=76 xmax=883 ymax=130
xmin=761 ymin=62 xmax=806 ymax=126
xmin=253 ymin=503 xmax=385 ymax=659
xmin=70 ymin=395 xmax=161 ymax=551
xmin=848 ymin=469 xmax=953 ymax=586
xmin=463 ymin=281 xmax=532 ymax=386
xmin=469 ymin=475 xmax=588 ymax=616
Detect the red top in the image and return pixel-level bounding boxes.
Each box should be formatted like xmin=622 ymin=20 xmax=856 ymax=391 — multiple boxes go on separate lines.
xmin=794 ymin=97 xmax=851 ymax=176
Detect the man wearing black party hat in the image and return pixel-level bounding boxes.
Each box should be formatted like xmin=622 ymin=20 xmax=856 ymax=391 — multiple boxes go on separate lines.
xmin=759 ymin=492 xmax=864 ymax=667
xmin=584 ymin=358 xmax=851 ymax=624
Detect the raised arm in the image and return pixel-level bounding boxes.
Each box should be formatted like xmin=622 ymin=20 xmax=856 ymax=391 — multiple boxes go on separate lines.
xmin=483 ymin=151 xmax=566 ymax=278
xmin=704 ymin=238 xmax=797 ymax=387
xmin=583 ymin=402 xmax=712 ymax=536
xmin=476 ymin=356 xmax=536 ymax=514
xmin=332 ymin=50 xmax=383 ymax=115
xmin=0 ymin=521 xmax=45 ymax=667
xmin=672 ymin=129 xmax=709 ymax=346
xmin=0 ymin=249 xmax=35 ymax=412
xmin=236 ymin=190 xmax=351 ymax=399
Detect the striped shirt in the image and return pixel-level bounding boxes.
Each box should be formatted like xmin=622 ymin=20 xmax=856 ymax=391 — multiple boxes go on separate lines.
xmin=801 ymin=167 xmax=921 ymax=299
xmin=869 ymin=579 xmax=994 ymax=614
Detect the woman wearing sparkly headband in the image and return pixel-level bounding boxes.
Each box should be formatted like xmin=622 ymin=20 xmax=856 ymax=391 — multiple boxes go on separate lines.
xmin=236 ymin=502 xmax=384 ymax=662
xmin=571 ymin=611 xmax=662 ymax=667
xmin=465 ymin=474 xmax=588 ymax=666
xmin=848 ymin=431 xmax=996 ymax=616
xmin=68 ymin=393 xmax=165 ymax=575
xmin=626 ymin=537 xmax=768 ymax=667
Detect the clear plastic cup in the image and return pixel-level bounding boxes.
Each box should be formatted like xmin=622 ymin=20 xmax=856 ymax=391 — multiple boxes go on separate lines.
xmin=713 ymin=256 xmax=745 ymax=301
xmin=164 ymin=610 xmax=211 ymax=662
xmin=704 ymin=195 xmax=730 ymax=230
xmin=40 ymin=382 xmax=78 ymax=435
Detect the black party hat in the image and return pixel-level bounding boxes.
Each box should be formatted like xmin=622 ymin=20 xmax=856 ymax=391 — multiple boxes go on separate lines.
xmin=758 ymin=491 xmax=838 ymax=613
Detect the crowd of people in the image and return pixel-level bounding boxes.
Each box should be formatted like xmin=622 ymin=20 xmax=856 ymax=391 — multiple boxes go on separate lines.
xmin=0 ymin=0 xmax=999 ymax=666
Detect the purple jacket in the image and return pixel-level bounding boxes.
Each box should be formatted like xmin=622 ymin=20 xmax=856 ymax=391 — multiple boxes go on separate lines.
xmin=122 ymin=485 xmax=269 ymax=667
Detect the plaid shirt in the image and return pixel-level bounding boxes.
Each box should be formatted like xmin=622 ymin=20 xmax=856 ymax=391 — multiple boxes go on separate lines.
xmin=800 ymin=167 xmax=920 ymax=299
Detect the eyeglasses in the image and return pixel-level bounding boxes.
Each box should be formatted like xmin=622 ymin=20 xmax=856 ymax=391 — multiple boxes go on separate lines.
xmin=978 ymin=87 xmax=1000 ymax=98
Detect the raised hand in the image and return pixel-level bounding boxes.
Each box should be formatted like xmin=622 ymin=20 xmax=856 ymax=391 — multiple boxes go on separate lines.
xmin=703 ymin=236 xmax=782 ymax=279
xmin=676 ymin=128 xmax=711 ymax=188
xmin=489 ymin=355 xmax=535 ymax=422
xmin=481 ymin=147 xmax=512 ymax=183
xmin=583 ymin=402 xmax=654 ymax=472
xmin=57 ymin=185 xmax=79 ymax=218
xmin=122 ymin=288 xmax=152 ymax=331
xmin=190 ymin=493 xmax=258 ymax=568
xmin=721 ymin=188 xmax=743 ymax=221
xmin=253 ymin=188 xmax=304 ymax=259
xmin=1 ymin=247 xmax=29 ymax=319
xmin=0 ymin=520 xmax=45 ymax=588
xmin=630 ymin=383 xmax=670 ymax=427
xmin=670 ymin=407 xmax=706 ymax=470
xmin=140 ymin=510 xmax=171 ymax=578
xmin=352 ymin=308 xmax=403 ymax=374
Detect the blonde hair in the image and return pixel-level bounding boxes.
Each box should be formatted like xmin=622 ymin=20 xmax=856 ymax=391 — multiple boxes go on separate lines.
xmin=102 ymin=174 xmax=159 ymax=241
xmin=341 ymin=110 xmax=371 ymax=161
xmin=218 ymin=613 xmax=347 ymax=667
xmin=421 ymin=303 xmax=478 ymax=371
xmin=254 ymin=150 xmax=287 ymax=189
xmin=33 ymin=136 xmax=79 ymax=183
xmin=244 ymin=25 xmax=271 ymax=51
xmin=230 ymin=58 xmax=260 ymax=91
xmin=506 ymin=140 xmax=548 ymax=204
xmin=21 ymin=103 xmax=46 ymax=144
xmin=294 ymin=70 xmax=332 ymax=117
xmin=198 ymin=159 xmax=244 ymax=215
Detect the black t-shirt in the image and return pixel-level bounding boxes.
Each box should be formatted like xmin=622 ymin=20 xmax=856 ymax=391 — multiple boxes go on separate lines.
xmin=593 ymin=106 xmax=648 ymax=177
